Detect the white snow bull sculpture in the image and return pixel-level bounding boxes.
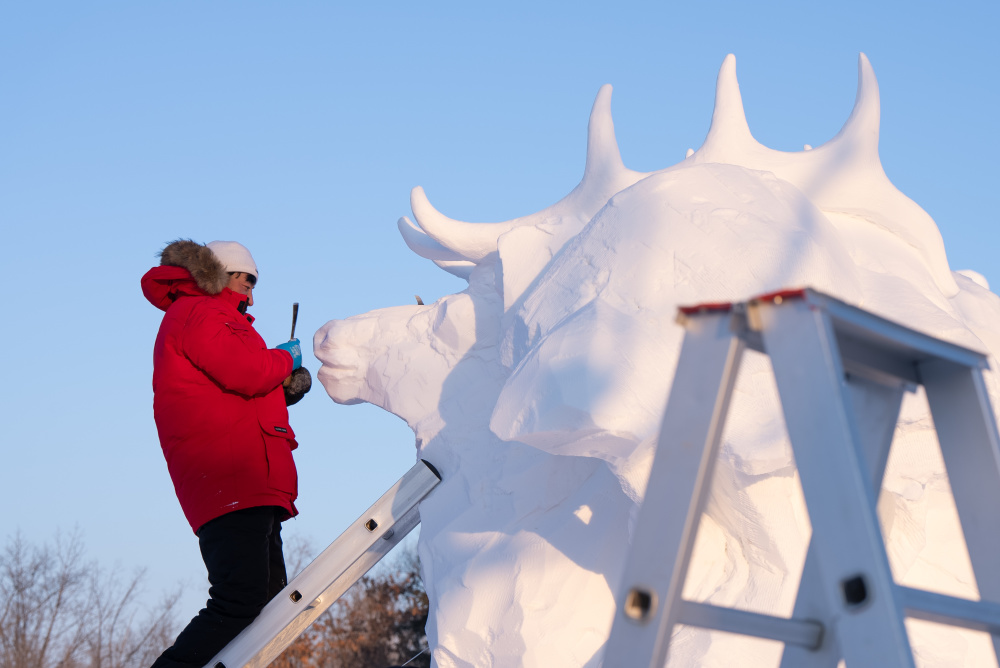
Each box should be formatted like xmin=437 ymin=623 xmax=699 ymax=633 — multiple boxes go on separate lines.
xmin=316 ymin=54 xmax=1000 ymax=667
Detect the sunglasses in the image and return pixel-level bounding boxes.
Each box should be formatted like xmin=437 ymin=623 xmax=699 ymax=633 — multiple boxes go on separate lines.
xmin=230 ymin=272 xmax=257 ymax=288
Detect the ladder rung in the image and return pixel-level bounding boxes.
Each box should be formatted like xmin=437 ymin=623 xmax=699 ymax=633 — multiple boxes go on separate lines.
xmin=676 ymin=588 xmax=1000 ymax=652
xmin=677 ymin=588 xmax=1000 ymax=654
xmin=678 ymin=600 xmax=824 ymax=650
xmin=901 ymin=587 xmax=1000 ymax=635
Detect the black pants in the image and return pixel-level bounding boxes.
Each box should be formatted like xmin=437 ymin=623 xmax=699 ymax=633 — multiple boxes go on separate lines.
xmin=151 ymin=506 xmax=287 ymax=668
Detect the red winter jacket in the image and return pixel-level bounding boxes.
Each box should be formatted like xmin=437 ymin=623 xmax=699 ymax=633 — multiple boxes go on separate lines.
xmin=141 ymin=246 xmax=298 ymax=533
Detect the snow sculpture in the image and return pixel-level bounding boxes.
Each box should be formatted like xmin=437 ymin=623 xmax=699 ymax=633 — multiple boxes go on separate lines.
xmin=315 ymin=54 xmax=1000 ymax=667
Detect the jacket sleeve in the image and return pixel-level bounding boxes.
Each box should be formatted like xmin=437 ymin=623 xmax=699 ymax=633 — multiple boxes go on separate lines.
xmin=181 ymin=302 xmax=293 ymax=397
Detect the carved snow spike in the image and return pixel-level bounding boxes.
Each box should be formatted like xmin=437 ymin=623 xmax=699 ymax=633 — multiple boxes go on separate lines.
xmin=689 ymin=53 xmax=957 ymax=296
xmin=696 ymin=52 xmax=881 ymax=165
xmin=698 ymin=53 xmax=756 ymax=157
xmin=830 ymin=52 xmax=881 ymax=162
xmin=582 ymin=84 xmax=628 ymax=185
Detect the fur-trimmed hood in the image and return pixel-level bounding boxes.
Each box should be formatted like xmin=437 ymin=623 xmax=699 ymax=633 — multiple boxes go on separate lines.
xmin=141 ymin=239 xmax=231 ymax=312
xmin=158 ymin=239 xmax=229 ymax=295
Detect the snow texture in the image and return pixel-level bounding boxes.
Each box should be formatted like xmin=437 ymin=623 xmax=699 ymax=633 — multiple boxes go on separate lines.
xmin=315 ymin=54 xmax=1000 ymax=667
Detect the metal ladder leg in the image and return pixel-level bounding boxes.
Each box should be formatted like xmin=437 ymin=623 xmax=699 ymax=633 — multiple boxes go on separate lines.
xmin=759 ymin=298 xmax=916 ymax=667
xmin=604 ymin=310 xmax=745 ymax=667
xmin=921 ymin=360 xmax=1000 ymax=659
xmin=779 ymin=375 xmax=906 ymax=667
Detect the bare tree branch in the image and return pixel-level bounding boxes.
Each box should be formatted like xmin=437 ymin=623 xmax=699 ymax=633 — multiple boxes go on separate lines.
xmin=0 ymin=531 xmax=180 ymax=668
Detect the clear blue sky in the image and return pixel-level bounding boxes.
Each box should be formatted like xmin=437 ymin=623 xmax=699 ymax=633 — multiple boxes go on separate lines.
xmin=2 ymin=1 xmax=997 ymax=617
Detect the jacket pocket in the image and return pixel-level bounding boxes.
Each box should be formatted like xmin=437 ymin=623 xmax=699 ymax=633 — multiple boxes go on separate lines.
xmin=261 ymin=420 xmax=298 ymax=495
xmin=261 ymin=420 xmax=296 ymax=442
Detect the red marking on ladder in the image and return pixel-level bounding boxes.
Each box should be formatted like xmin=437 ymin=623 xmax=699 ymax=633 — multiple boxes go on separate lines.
xmin=678 ymin=301 xmax=735 ymax=316
xmin=749 ymin=288 xmax=808 ymax=304
xmin=678 ymin=288 xmax=809 ymax=317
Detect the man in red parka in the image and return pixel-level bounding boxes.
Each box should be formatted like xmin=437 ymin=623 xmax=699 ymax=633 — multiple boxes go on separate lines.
xmin=141 ymin=239 xmax=308 ymax=667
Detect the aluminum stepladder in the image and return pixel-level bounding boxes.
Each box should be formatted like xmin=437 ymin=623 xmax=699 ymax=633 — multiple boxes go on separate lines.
xmin=205 ymin=459 xmax=440 ymax=668
xmin=604 ymin=288 xmax=1000 ymax=667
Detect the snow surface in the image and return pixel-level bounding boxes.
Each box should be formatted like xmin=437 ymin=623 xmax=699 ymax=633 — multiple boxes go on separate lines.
xmin=315 ymin=54 xmax=1000 ymax=667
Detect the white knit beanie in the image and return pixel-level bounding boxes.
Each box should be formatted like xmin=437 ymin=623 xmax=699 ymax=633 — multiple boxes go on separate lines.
xmin=206 ymin=241 xmax=259 ymax=281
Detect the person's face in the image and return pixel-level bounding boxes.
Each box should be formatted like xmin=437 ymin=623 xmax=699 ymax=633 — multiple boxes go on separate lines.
xmin=227 ymin=272 xmax=256 ymax=307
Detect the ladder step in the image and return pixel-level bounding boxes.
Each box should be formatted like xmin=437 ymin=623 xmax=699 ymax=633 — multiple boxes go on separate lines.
xmin=678 ymin=600 xmax=824 ymax=650
xmin=676 ymin=590 xmax=1000 ymax=651
xmin=900 ymin=587 xmax=1000 ymax=635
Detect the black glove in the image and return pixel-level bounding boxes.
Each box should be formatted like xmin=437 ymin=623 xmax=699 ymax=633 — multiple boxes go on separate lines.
xmin=284 ymin=367 xmax=312 ymax=406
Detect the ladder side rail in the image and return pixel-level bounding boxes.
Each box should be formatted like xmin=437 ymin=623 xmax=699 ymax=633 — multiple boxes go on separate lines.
xmin=245 ymin=506 xmax=423 ymax=667
xmin=759 ymin=299 xmax=916 ymax=668
xmin=919 ymin=359 xmax=1000 ymax=659
xmin=605 ymin=311 xmax=746 ymax=668
xmin=207 ymin=461 xmax=440 ymax=668
xmin=779 ymin=374 xmax=906 ymax=667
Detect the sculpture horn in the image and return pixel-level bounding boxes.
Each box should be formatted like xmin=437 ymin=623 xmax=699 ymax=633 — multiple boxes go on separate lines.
xmin=583 ymin=84 xmax=627 ymax=183
xmin=697 ymin=54 xmax=758 ymax=159
xmin=825 ymin=52 xmax=880 ymax=159
xmin=410 ymin=186 xmax=520 ymax=263
xmin=398 ymin=216 xmax=469 ymax=262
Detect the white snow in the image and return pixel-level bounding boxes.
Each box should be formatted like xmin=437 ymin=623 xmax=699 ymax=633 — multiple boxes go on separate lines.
xmin=314 ymin=54 xmax=1000 ymax=667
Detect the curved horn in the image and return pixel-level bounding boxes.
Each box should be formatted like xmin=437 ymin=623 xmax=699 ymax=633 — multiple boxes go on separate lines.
xmin=397 ymin=216 xmax=469 ymax=262
xmin=410 ymin=186 xmax=519 ymax=262
xmin=583 ymin=84 xmax=628 ymax=183
xmin=402 ymin=84 xmax=644 ymax=276
xmin=432 ymin=259 xmax=475 ymax=279
xmin=698 ymin=54 xmax=757 ymax=158
xmin=826 ymin=53 xmax=880 ymax=158
xmin=396 ymin=217 xmax=477 ymax=280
